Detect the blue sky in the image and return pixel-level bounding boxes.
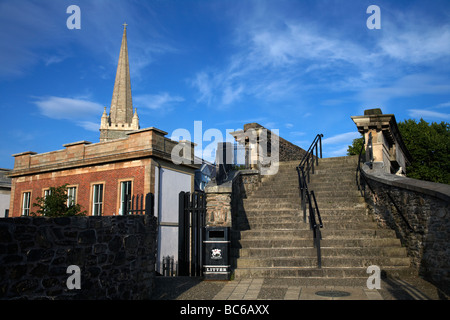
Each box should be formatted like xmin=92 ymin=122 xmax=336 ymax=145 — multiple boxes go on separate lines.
xmin=1 ymin=0 xmax=449 ymax=168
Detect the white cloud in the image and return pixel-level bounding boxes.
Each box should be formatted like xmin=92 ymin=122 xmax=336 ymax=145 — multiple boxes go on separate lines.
xmin=190 ymin=72 xmax=214 ymax=105
xmin=289 ymin=131 xmax=305 ymax=136
xmin=435 ymin=102 xmax=450 ymax=109
xmin=222 ymin=84 xmax=244 ymax=105
xmin=0 ymin=1 xmax=60 ymax=78
xmin=322 ymin=132 xmax=361 ymax=145
xmin=408 ymin=109 xmax=450 ymax=121
xmin=248 ymin=22 xmax=371 ymax=69
xmin=34 ymin=96 xmax=103 ymax=120
xmin=134 ymin=92 xmax=184 ymax=110
xmin=0 ymin=1 xmax=174 ymax=79
xmin=321 ymin=131 xmax=362 ymax=158
xmin=189 ymin=2 xmax=450 ymax=112
xmin=76 ymin=121 xmax=100 ymax=132
xmin=359 ymin=74 xmax=450 ymax=107
xmin=326 ymin=146 xmax=350 ymax=158
xmin=34 ymin=96 xmax=104 ymax=132
xmin=378 ymin=17 xmax=450 ymax=64
xmin=189 ymin=10 xmax=380 ymax=108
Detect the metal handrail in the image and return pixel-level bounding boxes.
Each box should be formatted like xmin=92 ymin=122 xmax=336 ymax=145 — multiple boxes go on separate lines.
xmin=296 ymin=134 xmax=324 ymax=268
xmin=307 ymin=190 xmax=322 ymax=268
xmin=298 ymin=134 xmax=323 ymax=183
xmin=297 ymin=134 xmax=323 ymax=221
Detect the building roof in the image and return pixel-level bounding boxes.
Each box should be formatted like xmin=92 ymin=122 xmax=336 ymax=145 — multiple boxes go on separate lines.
xmin=0 ymin=168 xmax=11 ymax=189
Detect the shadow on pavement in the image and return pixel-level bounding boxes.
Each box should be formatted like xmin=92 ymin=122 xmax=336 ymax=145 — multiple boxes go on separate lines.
xmin=151 ymin=276 xmax=226 ymax=300
xmin=381 ymin=276 xmax=448 ymax=300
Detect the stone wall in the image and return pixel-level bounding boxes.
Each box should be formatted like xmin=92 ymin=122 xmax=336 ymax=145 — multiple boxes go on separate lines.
xmin=204 ymin=169 xmax=261 ymax=273
xmin=278 ymin=134 xmax=308 ymax=162
xmin=205 ymin=170 xmax=260 ymax=228
xmin=205 ymin=191 xmax=232 ymax=227
xmin=361 ymin=166 xmax=450 ymax=293
xmin=0 ymin=215 xmax=157 ymax=300
xmin=243 ymin=123 xmax=307 ymax=162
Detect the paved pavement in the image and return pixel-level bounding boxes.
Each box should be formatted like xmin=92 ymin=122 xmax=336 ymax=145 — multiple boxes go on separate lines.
xmin=151 ymin=276 xmax=449 ymax=300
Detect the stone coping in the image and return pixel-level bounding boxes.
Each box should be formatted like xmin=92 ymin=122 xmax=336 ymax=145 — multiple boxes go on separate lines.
xmin=362 ymin=165 xmax=450 ymax=203
xmin=205 ymin=169 xmax=259 ymax=193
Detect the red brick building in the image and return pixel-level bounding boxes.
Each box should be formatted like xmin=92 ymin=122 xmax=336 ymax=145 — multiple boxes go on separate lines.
xmin=9 ymin=128 xmax=196 ymax=217
xmin=8 ymin=24 xmax=198 ymax=218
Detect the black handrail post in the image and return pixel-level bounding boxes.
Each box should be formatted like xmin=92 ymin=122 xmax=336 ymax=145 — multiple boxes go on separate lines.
xmin=316 ymin=227 xmax=322 ymax=268
xmin=319 ymin=134 xmax=323 ymax=159
xmin=302 ymin=168 xmax=307 ymax=223
xmin=311 ymin=191 xmax=322 ymax=228
xmin=315 ymin=142 xmax=319 ymax=167
xmin=297 ymin=133 xmax=324 ymax=269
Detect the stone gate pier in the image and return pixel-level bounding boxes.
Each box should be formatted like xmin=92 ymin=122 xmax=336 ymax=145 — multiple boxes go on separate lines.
xmin=353 ymin=109 xmax=450 ymax=294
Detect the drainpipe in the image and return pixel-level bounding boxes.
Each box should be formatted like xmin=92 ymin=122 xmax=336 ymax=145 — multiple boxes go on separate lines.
xmin=152 ymin=158 xmax=162 ymax=220
xmin=152 ymin=157 xmax=163 ymax=273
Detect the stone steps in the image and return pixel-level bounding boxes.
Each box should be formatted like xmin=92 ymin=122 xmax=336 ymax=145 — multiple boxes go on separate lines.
xmin=234 ymin=228 xmax=398 ymax=239
xmin=232 ymin=155 xmax=412 ymax=281
xmin=236 ymin=247 xmax=407 ymax=258
xmin=236 ymin=214 xmax=374 ymax=224
xmin=233 ymin=267 xmax=415 ymax=285
xmin=237 ymin=238 xmax=403 ymax=248
xmin=248 ymin=190 xmax=361 ymax=198
xmin=236 ymin=256 xmax=411 ymax=268
xmin=243 ymin=196 xmax=365 ymax=206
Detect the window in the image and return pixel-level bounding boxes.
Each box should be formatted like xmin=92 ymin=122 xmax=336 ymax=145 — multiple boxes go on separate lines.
xmin=119 ymin=181 xmax=132 ymax=215
xmin=67 ymin=186 xmax=77 ymax=207
xmin=44 ymin=189 xmax=52 ymax=198
xmin=92 ymin=184 xmax=103 ymax=216
xmin=22 ymin=192 xmax=31 ymax=216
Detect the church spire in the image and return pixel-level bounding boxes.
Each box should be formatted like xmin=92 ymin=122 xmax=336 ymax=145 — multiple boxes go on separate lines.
xmin=100 ymin=23 xmax=139 ymax=142
xmin=110 ymin=22 xmax=133 ymax=124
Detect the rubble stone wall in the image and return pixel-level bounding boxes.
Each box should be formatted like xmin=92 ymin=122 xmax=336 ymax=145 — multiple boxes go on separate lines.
xmin=362 ymin=168 xmax=449 ymax=292
xmin=0 ymin=215 xmax=157 ymax=300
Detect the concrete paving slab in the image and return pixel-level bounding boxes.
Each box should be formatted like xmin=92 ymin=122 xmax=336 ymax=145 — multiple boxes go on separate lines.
xmin=152 ymin=276 xmax=448 ymax=301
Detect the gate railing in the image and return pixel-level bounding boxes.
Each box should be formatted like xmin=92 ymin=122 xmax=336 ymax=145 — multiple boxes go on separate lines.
xmin=178 ymin=191 xmax=206 ymax=277
xmin=161 ymin=255 xmax=177 ymax=276
xmin=125 ymin=193 xmax=154 ymax=215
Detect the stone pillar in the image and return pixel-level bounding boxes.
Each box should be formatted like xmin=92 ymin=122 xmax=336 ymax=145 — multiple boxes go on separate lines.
xmin=229 ymin=123 xmax=280 ymax=175
xmin=351 ymin=108 xmax=412 ymax=175
xmin=205 ymin=184 xmax=232 ymax=227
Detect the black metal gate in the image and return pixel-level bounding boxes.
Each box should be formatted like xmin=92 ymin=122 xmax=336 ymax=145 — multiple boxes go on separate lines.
xmin=125 ymin=193 xmax=154 ymax=215
xmin=178 ymin=191 xmax=206 ymax=276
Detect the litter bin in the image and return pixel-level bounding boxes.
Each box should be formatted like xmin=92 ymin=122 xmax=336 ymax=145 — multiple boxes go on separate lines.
xmin=203 ymin=227 xmax=231 ymax=280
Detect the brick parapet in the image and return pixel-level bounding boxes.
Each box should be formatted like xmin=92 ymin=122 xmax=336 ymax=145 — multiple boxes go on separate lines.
xmin=9 ymin=127 xmax=196 ymax=177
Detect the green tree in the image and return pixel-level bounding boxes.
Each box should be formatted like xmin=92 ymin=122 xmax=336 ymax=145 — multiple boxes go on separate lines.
xmin=32 ymin=184 xmax=86 ymax=217
xmin=347 ymin=119 xmax=450 ymax=184
xmin=398 ymin=119 xmax=450 ymax=184
xmin=347 ymin=136 xmax=365 ymax=156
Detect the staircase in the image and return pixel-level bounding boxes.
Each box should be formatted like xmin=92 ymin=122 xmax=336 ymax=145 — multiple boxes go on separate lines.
xmin=232 ymin=155 xmax=413 ymax=285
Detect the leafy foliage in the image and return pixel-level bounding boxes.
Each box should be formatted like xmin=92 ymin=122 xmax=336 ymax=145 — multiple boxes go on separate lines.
xmin=347 ymin=135 xmax=365 ymax=156
xmin=398 ymin=119 xmax=449 ymax=184
xmin=32 ymin=184 xmax=86 ymax=217
xmin=347 ymin=119 xmax=450 ymax=184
